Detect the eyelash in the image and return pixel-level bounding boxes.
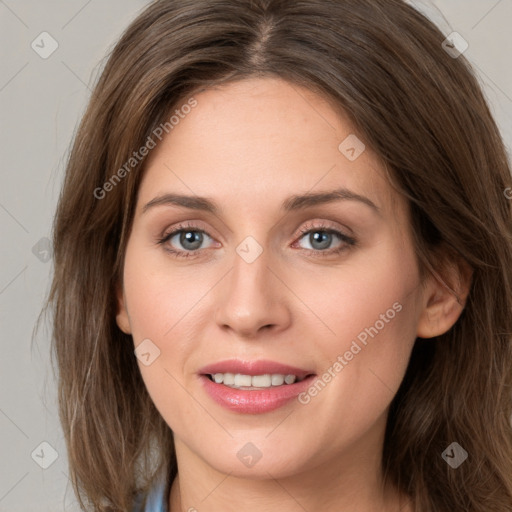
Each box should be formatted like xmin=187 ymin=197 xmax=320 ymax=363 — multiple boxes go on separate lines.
xmin=156 ymin=221 xmax=357 ymax=259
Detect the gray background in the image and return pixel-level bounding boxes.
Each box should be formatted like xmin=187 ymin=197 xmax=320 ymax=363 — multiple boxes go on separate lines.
xmin=1 ymin=1 xmax=511 ymax=511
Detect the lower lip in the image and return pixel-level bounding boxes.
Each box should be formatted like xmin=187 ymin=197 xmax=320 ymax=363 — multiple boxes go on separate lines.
xmin=200 ymin=374 xmax=317 ymax=414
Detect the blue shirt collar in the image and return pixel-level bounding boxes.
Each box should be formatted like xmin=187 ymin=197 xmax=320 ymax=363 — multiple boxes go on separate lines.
xmin=133 ymin=472 xmax=168 ymax=512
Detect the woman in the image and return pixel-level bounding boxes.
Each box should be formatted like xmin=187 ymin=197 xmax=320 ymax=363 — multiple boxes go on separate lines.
xmin=42 ymin=0 xmax=512 ymax=510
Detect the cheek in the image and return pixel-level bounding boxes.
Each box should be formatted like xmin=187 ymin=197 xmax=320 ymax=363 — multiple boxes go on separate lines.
xmin=122 ymin=249 xmax=204 ymax=429
xmin=286 ymin=243 xmax=421 ymax=453
xmin=313 ymin=237 xmax=416 ymax=320
xmin=122 ymin=242 xmax=218 ymax=410
xmin=297 ymin=238 xmax=420 ymax=380
xmin=122 ymin=237 xmax=207 ymax=341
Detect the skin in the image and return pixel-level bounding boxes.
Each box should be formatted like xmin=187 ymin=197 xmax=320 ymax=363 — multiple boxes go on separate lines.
xmin=116 ymin=77 xmax=471 ymax=512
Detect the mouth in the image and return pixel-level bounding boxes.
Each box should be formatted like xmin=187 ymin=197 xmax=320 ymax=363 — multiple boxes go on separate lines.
xmin=198 ymin=359 xmax=317 ymax=413
xmin=204 ymin=372 xmax=312 ymax=390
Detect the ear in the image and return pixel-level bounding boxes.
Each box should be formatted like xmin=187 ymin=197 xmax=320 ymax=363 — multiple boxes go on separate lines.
xmin=115 ymin=281 xmax=132 ymax=335
xmin=416 ymin=251 xmax=473 ymax=339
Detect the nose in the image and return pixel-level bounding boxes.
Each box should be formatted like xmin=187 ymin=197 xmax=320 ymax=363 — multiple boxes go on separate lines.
xmin=213 ymin=248 xmax=292 ymax=339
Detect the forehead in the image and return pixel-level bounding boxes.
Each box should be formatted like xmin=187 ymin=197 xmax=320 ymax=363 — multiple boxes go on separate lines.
xmin=137 ymin=77 xmax=400 ymax=217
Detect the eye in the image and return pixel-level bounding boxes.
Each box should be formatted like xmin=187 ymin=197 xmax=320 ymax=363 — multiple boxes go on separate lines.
xmin=156 ymin=220 xmax=357 ymax=259
xmin=156 ymin=222 xmax=218 ymax=258
xmin=169 ymin=230 xmax=210 ymax=251
xmin=293 ymin=221 xmax=357 ymax=257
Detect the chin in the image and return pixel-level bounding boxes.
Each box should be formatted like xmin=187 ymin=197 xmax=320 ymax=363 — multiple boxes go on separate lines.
xmin=190 ymin=435 xmax=315 ymax=480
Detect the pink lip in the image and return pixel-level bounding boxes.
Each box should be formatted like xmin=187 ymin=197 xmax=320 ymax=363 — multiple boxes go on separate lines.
xmin=198 ymin=359 xmax=316 ymax=414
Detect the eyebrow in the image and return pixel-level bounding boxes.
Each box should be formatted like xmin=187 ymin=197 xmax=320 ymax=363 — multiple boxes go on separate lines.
xmin=141 ymin=187 xmax=381 ymax=216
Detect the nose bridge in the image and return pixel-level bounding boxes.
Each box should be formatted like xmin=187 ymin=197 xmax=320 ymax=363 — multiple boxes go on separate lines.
xmin=214 ymin=242 xmax=290 ymax=337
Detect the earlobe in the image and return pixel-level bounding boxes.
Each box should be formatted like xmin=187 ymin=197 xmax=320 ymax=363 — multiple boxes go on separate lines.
xmin=115 ymin=282 xmax=132 ymax=335
xmin=416 ymin=254 xmax=473 ymax=339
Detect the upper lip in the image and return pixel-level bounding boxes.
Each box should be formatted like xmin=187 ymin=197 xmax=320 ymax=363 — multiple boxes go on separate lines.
xmin=199 ymin=359 xmax=315 ymax=380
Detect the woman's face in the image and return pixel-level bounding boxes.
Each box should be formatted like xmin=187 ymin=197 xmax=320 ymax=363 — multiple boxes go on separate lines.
xmin=116 ymin=77 xmax=435 ymax=479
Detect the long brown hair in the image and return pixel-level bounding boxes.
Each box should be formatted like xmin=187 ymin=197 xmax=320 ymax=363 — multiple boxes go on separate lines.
xmin=38 ymin=0 xmax=512 ymax=510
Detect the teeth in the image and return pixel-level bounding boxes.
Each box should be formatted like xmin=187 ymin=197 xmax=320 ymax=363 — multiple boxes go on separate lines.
xmin=210 ymin=373 xmax=300 ymax=389
xmin=222 ymin=373 xmax=235 ymax=385
xmin=271 ymin=374 xmax=284 ymax=386
xmin=284 ymin=374 xmax=296 ymax=384
xmin=234 ymin=374 xmax=252 ymax=387
xmin=252 ymin=374 xmax=272 ymax=387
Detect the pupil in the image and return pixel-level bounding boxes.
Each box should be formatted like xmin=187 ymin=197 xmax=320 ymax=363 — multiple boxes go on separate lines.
xmin=181 ymin=231 xmax=202 ymax=250
xmin=311 ymin=231 xmax=331 ymax=250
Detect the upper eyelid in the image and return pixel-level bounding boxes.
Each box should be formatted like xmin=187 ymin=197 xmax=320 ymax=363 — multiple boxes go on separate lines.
xmin=162 ymin=220 xmax=349 ymax=236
